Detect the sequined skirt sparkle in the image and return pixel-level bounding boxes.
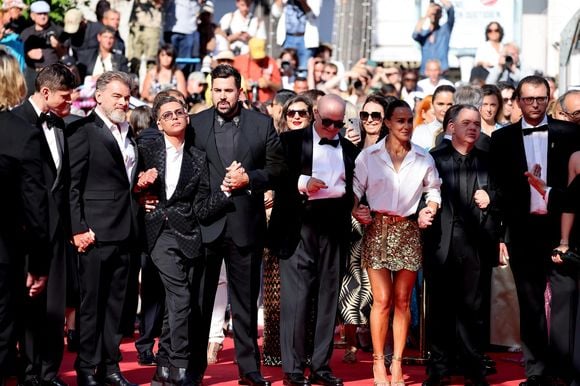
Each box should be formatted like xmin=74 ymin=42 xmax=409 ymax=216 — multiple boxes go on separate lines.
xmin=361 ymin=214 xmax=422 ymax=271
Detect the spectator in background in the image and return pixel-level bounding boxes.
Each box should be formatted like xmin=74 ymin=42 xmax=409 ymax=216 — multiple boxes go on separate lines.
xmin=1 ymin=0 xmax=29 ymax=34
xmin=162 ymin=0 xmax=201 ymax=74
xmin=234 ymin=37 xmax=281 ymax=103
xmin=266 ymin=89 xmax=296 ymax=132
xmin=557 ymin=89 xmax=580 ymax=125
xmin=272 ymin=0 xmax=321 ymax=70
xmin=293 ymin=76 xmax=308 ymax=94
xmin=20 ymin=1 xmax=65 ymax=94
xmin=485 ymin=42 xmax=531 ymax=86
xmin=220 ymin=0 xmax=266 ymax=56
xmin=127 ymin=0 xmax=162 ymax=68
xmin=412 ymin=0 xmax=454 ymax=76
xmin=0 ymin=5 xmax=25 ymax=70
xmin=77 ymin=26 xmax=128 ymax=80
xmin=141 ymin=44 xmax=187 ymax=104
xmin=497 ymin=81 xmax=515 ymax=126
xmin=545 ymin=76 xmax=557 ymax=101
xmin=186 ymin=71 xmax=208 ymax=107
xmin=401 ymin=69 xmax=421 ymax=109
xmin=478 ymin=84 xmax=503 ymax=152
xmin=279 ymin=47 xmax=299 ymax=90
xmin=453 ymin=85 xmax=483 ymax=109
xmin=101 ymin=9 xmax=124 ymax=56
xmin=417 ymin=59 xmax=453 ymax=96
xmin=475 ymin=22 xmax=504 ymax=70
xmin=414 ymin=85 xmax=455 ymax=149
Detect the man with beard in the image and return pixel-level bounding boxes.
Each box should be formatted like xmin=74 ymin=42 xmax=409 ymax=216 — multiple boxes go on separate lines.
xmin=12 ymin=63 xmax=76 ymax=386
xmin=67 ymin=71 xmax=139 ymax=386
xmin=189 ymin=64 xmax=284 ymax=386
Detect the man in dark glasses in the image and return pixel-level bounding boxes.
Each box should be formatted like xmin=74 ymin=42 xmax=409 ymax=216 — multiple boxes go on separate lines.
xmin=269 ymin=94 xmax=359 ymax=386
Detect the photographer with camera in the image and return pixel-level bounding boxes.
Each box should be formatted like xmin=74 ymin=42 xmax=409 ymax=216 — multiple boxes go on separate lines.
xmin=219 ymin=0 xmax=266 ymax=56
xmin=485 ymin=42 xmax=533 ymax=87
xmin=20 ymin=1 xmax=65 ymax=95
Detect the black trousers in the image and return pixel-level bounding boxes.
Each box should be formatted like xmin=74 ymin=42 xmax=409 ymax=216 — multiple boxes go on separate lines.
xmin=426 ymin=224 xmax=486 ymax=380
xmin=202 ymin=229 xmax=263 ymax=377
xmin=21 ymin=234 xmax=66 ymax=381
xmin=508 ymin=215 xmax=553 ymax=378
xmin=75 ymin=242 xmax=135 ymax=375
xmin=134 ymin=252 xmax=164 ymax=355
xmin=0 ymin=262 xmax=19 ymax=381
xmin=150 ymin=229 xmax=194 ymax=369
xmin=279 ymin=202 xmax=345 ymax=375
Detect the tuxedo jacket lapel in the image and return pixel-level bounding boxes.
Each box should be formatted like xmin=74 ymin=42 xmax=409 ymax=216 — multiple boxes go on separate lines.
xmin=93 ymin=114 xmax=129 ymax=174
xmin=300 ymin=125 xmax=313 ymax=176
xmin=168 ymin=144 xmax=197 ymax=205
xmin=235 ymin=110 xmax=252 ymax=164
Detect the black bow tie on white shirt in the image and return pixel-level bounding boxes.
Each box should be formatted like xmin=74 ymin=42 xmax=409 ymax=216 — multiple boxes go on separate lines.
xmin=319 ymin=138 xmax=339 ymax=147
xmin=39 ymin=112 xmax=59 ymax=129
xmin=522 ymin=124 xmax=548 ymax=136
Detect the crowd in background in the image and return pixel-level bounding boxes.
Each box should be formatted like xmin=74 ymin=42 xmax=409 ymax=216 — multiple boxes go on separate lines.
xmin=0 ymin=1 xmax=580 ymax=386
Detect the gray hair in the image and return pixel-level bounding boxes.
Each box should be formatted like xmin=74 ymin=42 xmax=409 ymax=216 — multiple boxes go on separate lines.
xmin=453 ymin=85 xmax=483 ymax=109
xmin=560 ymin=89 xmax=580 ymax=113
xmin=95 ymin=71 xmax=132 ymax=93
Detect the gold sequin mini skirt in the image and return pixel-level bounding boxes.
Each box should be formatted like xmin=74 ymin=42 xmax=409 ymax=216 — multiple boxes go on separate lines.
xmin=361 ymin=213 xmax=422 ymax=272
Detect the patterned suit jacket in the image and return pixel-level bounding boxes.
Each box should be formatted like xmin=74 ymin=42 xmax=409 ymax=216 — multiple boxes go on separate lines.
xmin=139 ymin=136 xmax=230 ymax=259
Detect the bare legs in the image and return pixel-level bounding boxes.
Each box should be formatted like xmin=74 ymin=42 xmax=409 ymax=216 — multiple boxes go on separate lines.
xmin=368 ymin=268 xmax=417 ymax=385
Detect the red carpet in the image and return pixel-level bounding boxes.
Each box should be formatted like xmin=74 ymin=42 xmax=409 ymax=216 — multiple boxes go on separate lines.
xmin=56 ymin=336 xmax=526 ymax=386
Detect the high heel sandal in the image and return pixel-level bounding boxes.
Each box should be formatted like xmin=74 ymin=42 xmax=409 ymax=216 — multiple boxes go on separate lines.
xmin=390 ymin=356 xmax=405 ymax=386
xmin=372 ymin=354 xmax=390 ymax=386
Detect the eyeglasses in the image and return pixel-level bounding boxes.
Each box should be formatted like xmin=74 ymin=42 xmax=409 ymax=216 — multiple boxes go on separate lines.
xmin=359 ymin=111 xmax=383 ymax=122
xmin=159 ymin=109 xmax=188 ymax=121
xmin=563 ymin=110 xmax=580 ymax=119
xmin=320 ymin=117 xmax=345 ymax=129
xmin=519 ymin=96 xmax=549 ymax=106
xmin=286 ymin=109 xmax=309 ymax=118
xmin=487 ymin=28 xmax=500 ymax=33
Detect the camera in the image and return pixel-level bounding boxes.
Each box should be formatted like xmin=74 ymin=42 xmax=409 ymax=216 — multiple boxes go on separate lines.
xmin=281 ymin=61 xmax=291 ymax=71
xmin=504 ymin=55 xmax=514 ymax=66
xmin=43 ymin=30 xmax=57 ymax=46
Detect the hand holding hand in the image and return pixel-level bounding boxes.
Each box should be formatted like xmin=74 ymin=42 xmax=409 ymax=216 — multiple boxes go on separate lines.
xmin=26 ymin=273 xmax=48 ymax=297
xmin=141 ymin=193 xmax=159 ymax=213
xmin=224 ymin=161 xmax=249 ymax=191
xmin=72 ymin=229 xmax=95 ymax=253
xmin=418 ymin=207 xmax=435 ymax=228
xmin=135 ymin=168 xmax=158 ymax=192
xmin=306 ymin=177 xmax=327 ymax=194
xmin=551 ymin=244 xmax=569 ymax=264
xmin=264 ymin=190 xmax=274 ymax=209
xmin=474 ymin=189 xmax=490 ymax=209
xmin=352 ymin=204 xmax=372 ymax=225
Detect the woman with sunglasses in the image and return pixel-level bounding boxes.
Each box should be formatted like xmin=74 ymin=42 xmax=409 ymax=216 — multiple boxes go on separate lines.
xmin=475 ymin=21 xmax=504 ymax=70
xmin=141 ymin=44 xmax=188 ymax=103
xmin=279 ymin=95 xmax=314 ymax=133
xmin=136 ymin=96 xmax=230 ymax=386
xmin=352 ymin=99 xmax=441 ymax=386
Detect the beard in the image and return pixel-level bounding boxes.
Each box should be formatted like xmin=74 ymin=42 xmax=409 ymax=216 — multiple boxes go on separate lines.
xmin=108 ymin=108 xmax=127 ymax=123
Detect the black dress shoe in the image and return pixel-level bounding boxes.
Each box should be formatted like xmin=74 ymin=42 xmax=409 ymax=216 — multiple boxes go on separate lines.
xmin=66 ymin=330 xmax=79 ymax=353
xmin=151 ymin=365 xmax=170 ymax=386
xmin=309 ymin=372 xmax=343 ymax=386
xmin=466 ymin=377 xmax=490 ymax=386
xmin=42 ymin=377 xmax=68 ymax=386
xmin=283 ymin=373 xmax=311 ymax=386
xmin=137 ymin=350 xmax=156 ymax=366
xmin=238 ymin=372 xmax=271 ymax=386
xmin=169 ymin=367 xmax=199 ymax=386
xmin=519 ymin=375 xmax=544 ymax=386
xmin=77 ymin=373 xmax=100 ymax=386
xmin=422 ymin=375 xmax=451 ymax=386
xmin=102 ymin=372 xmax=137 ymax=386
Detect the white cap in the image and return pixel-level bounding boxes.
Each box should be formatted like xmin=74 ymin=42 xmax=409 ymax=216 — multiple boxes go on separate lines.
xmin=30 ymin=0 xmax=50 ymax=13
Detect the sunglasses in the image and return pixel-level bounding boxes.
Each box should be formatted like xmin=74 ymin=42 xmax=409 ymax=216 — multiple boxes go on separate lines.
xmin=502 ymin=97 xmax=513 ymax=103
xmin=159 ymin=109 xmax=188 ymax=121
xmin=404 ymin=77 xmax=417 ymax=82
xmin=320 ymin=117 xmax=345 ymax=129
xmin=286 ymin=109 xmax=309 ymax=118
xmin=359 ymin=111 xmax=383 ymax=122
xmin=487 ymin=28 xmax=500 ymax=33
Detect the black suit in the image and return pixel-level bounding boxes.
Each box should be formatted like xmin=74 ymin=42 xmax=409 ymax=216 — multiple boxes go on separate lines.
xmin=0 ymin=111 xmax=48 ymax=381
xmin=423 ymin=144 xmax=498 ymax=380
xmin=268 ymin=126 xmax=359 ymax=375
xmin=76 ymin=49 xmax=129 ymax=80
xmin=489 ymin=117 xmax=580 ymax=378
xmin=189 ymin=106 xmax=284 ymax=377
xmin=66 ymin=111 xmax=139 ymax=376
xmin=139 ymin=136 xmax=229 ymax=368
xmin=12 ymin=101 xmax=70 ymax=383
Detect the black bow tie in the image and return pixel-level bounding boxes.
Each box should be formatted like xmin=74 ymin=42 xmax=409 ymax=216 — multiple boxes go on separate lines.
xmin=319 ymin=137 xmax=339 ymax=147
xmin=522 ymin=124 xmax=548 ymax=136
xmin=39 ymin=112 xmax=59 ymax=129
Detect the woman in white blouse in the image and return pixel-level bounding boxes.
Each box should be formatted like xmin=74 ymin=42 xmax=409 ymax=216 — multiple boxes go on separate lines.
xmin=352 ymin=99 xmax=441 ymax=386
xmin=474 ymin=21 xmax=504 ymax=69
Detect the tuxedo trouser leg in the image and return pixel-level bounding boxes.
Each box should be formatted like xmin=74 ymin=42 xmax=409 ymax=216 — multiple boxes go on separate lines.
xmin=150 ymin=230 xmax=193 ymax=369
xmin=0 ymin=263 xmax=17 ymax=380
xmin=548 ymin=263 xmax=578 ymax=381
xmin=134 ymin=252 xmax=165 ymax=355
xmin=280 ymin=224 xmax=317 ymax=374
xmin=223 ymin=238 xmax=262 ymax=375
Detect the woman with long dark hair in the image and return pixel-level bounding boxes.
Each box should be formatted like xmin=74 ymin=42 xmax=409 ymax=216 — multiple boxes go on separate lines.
xmin=141 ymin=44 xmax=188 ymax=103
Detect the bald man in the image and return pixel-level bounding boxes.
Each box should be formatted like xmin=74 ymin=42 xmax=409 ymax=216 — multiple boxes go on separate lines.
xmin=269 ymin=95 xmax=360 ymax=386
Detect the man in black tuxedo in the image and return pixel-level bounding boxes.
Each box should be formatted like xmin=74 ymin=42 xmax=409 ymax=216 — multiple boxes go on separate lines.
xmin=489 ymin=75 xmax=580 ymax=386
xmin=67 ymin=71 xmax=139 ymax=386
xmin=269 ymin=94 xmax=360 ymax=386
xmin=189 ymin=64 xmax=284 ymax=386
xmin=12 ymin=63 xmax=76 ymax=386
xmin=423 ymin=105 xmax=498 ymax=386
xmin=0 ymin=51 xmax=49 ymax=386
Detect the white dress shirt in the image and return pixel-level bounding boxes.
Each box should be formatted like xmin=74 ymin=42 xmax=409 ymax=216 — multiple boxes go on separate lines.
xmin=417 ymin=77 xmax=454 ymax=96
xmin=353 ymin=138 xmax=441 ymax=217
xmin=521 ymin=115 xmax=549 ymax=214
xmin=95 ymin=107 xmax=136 ymax=182
xmin=29 ymin=97 xmax=61 ymax=170
xmin=411 ymin=119 xmax=442 ymax=151
xmin=92 ymin=53 xmax=113 ymax=77
xmin=298 ymin=127 xmax=346 ymax=200
xmin=164 ymin=136 xmax=184 ymax=200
